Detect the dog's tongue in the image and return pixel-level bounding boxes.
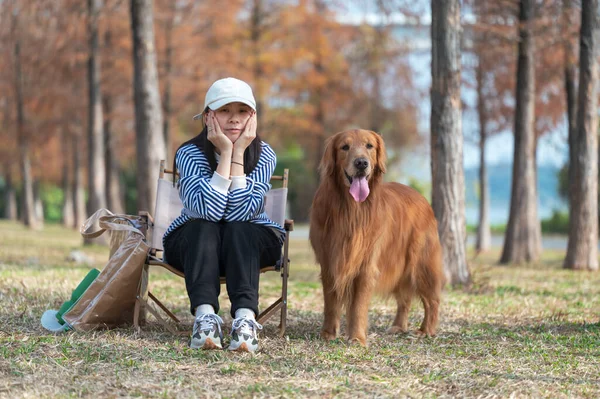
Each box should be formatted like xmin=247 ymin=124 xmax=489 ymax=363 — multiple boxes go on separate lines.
xmin=349 ymin=177 xmax=370 ymax=202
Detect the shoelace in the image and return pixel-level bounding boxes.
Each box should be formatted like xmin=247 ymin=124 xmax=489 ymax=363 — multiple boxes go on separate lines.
xmin=195 ymin=313 xmax=223 ymax=331
xmin=231 ymin=316 xmax=263 ymax=337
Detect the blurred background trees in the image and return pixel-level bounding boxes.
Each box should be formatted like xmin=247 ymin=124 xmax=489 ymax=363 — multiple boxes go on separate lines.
xmin=0 ymin=0 xmax=421 ymax=224
xmin=0 ymin=0 xmax=598 ymax=272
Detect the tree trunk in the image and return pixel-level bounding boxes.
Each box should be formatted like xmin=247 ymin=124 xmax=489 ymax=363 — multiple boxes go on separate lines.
xmin=3 ymin=164 xmax=18 ymax=220
xmin=87 ymin=0 xmax=107 ymax=225
xmin=251 ymin=0 xmax=265 ymax=128
xmin=103 ymin=93 xmax=124 ymax=214
xmin=564 ymin=0 xmax=598 ymax=271
xmin=14 ymin=40 xmax=39 ymax=230
xmin=475 ymin=59 xmax=491 ymax=252
xmin=500 ymin=0 xmax=541 ymax=264
xmin=33 ymin=180 xmax=44 ymax=228
xmin=61 ymin=130 xmax=75 ymax=228
xmin=162 ymin=3 xmax=174 ymax=162
xmin=102 ymin=29 xmax=124 ymax=215
xmin=563 ymin=0 xmax=578 ymax=197
xmin=73 ymin=134 xmax=87 ymax=230
xmin=130 ymin=0 xmax=166 ymax=213
xmin=368 ymin=27 xmax=386 ymax=135
xmin=311 ymin=0 xmax=327 ymax=187
xmin=1 ymin=102 xmax=17 ymax=220
xmin=431 ymin=0 xmax=469 ymax=286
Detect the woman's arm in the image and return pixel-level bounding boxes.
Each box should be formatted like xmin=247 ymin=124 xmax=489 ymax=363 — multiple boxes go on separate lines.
xmin=177 ymin=145 xmax=229 ymax=222
xmin=223 ymin=143 xmax=276 ymax=222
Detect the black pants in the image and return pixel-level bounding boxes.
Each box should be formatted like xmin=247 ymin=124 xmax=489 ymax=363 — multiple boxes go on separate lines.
xmin=163 ymin=219 xmax=282 ymax=317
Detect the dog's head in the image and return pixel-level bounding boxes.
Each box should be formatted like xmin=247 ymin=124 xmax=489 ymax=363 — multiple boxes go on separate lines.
xmin=319 ymin=129 xmax=387 ymax=202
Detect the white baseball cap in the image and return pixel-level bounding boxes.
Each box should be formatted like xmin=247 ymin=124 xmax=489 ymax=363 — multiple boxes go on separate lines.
xmin=193 ymin=77 xmax=256 ymax=120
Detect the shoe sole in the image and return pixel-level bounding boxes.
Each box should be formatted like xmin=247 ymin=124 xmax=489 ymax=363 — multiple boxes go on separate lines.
xmin=190 ymin=337 xmax=222 ymax=350
xmin=228 ymin=342 xmax=255 ymax=353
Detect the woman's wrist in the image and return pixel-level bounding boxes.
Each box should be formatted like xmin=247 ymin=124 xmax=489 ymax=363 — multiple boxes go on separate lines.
xmin=219 ymin=148 xmax=233 ymax=161
xmin=231 ymin=149 xmax=245 ymax=164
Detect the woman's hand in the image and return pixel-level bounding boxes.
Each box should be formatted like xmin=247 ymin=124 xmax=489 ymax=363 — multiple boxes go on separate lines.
xmin=206 ymin=111 xmax=233 ymax=154
xmin=233 ymin=112 xmax=257 ymax=152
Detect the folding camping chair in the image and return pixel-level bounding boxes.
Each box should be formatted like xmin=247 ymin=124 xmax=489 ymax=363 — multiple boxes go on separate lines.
xmin=133 ymin=160 xmax=293 ymax=336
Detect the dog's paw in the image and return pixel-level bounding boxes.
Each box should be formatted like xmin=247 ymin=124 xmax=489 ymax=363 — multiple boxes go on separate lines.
xmin=347 ymin=336 xmax=367 ymax=347
xmin=386 ymin=326 xmax=408 ymax=334
xmin=416 ymin=328 xmax=436 ymax=338
xmin=320 ymin=330 xmax=338 ymax=341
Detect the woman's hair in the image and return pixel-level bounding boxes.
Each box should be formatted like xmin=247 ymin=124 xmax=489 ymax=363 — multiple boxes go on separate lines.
xmin=172 ymin=107 xmax=263 ymax=181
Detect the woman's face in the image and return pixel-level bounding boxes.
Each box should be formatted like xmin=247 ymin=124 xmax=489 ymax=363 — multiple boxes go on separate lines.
xmin=211 ymin=102 xmax=254 ymax=143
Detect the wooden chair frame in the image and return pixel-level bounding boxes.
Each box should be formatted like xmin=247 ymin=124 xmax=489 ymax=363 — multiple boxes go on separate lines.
xmin=133 ymin=161 xmax=293 ymax=336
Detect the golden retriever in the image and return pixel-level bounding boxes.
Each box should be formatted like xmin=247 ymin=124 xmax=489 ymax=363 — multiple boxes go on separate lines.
xmin=309 ymin=129 xmax=444 ymax=346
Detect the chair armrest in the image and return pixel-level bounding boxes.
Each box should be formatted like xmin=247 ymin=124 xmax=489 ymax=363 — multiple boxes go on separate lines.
xmin=138 ymin=210 xmax=154 ymax=225
xmin=284 ymin=219 xmax=294 ymax=232
xmin=137 ymin=211 xmax=155 ymax=254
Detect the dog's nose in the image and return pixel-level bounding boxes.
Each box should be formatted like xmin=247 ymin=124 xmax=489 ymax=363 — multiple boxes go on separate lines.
xmin=354 ymin=158 xmax=369 ymax=170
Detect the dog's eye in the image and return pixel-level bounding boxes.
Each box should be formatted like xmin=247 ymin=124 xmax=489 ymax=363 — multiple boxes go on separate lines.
xmin=341 ymin=144 xmax=350 ymax=151
xmin=366 ymin=143 xmax=374 ymax=149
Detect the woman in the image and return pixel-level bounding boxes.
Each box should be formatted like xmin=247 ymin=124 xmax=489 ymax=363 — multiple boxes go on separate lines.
xmin=163 ymin=77 xmax=285 ymax=353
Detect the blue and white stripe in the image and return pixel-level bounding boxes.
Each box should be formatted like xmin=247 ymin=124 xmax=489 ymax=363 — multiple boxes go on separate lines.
xmin=163 ymin=142 xmax=285 ymax=246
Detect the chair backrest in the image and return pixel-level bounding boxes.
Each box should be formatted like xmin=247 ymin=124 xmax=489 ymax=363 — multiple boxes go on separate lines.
xmin=151 ymin=160 xmax=288 ymax=251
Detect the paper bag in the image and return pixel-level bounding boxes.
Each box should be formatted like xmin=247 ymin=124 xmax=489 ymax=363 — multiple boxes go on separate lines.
xmin=61 ymin=209 xmax=149 ymax=331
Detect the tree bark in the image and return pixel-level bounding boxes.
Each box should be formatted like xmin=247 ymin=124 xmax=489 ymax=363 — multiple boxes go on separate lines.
xmin=61 ymin=129 xmax=75 ymax=228
xmin=563 ymin=0 xmax=578 ymax=189
xmin=251 ymin=0 xmax=265 ymax=128
xmin=500 ymin=0 xmax=541 ymax=264
xmin=33 ymin=180 xmax=44 ymax=228
xmin=3 ymin=164 xmax=18 ymax=220
xmin=73 ymin=134 xmax=87 ymax=230
xmin=87 ymin=0 xmax=107 ymax=223
xmin=162 ymin=2 xmax=174 ymax=162
xmin=130 ymin=0 xmax=166 ymax=213
xmin=368 ymin=27 xmax=385 ymax=134
xmin=14 ymin=39 xmax=39 ymax=229
xmin=1 ymin=102 xmax=17 ymax=220
xmin=564 ymin=0 xmax=598 ymax=271
xmin=431 ymin=0 xmax=469 ymax=286
xmin=102 ymin=29 xmax=124 ymax=215
xmin=103 ymin=93 xmax=124 ymax=214
xmin=475 ymin=59 xmax=491 ymax=252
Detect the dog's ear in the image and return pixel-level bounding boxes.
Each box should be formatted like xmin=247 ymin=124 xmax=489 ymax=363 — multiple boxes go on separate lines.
xmin=374 ymin=132 xmax=387 ymax=175
xmin=319 ymin=134 xmax=337 ymax=179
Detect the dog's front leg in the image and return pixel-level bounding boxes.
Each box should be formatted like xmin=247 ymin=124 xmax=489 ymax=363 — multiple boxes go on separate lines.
xmin=346 ymin=272 xmax=374 ymax=347
xmin=320 ymin=272 xmax=342 ymax=341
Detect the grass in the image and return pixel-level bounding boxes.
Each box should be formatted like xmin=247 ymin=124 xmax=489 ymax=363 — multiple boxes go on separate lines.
xmin=1 ymin=220 xmax=599 ymax=398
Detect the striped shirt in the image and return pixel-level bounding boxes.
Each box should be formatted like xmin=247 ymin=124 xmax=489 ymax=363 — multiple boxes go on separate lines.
xmin=163 ymin=141 xmax=286 ymax=247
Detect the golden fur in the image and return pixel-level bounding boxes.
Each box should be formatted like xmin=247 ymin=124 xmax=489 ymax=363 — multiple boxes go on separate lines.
xmin=309 ymin=129 xmax=444 ymax=346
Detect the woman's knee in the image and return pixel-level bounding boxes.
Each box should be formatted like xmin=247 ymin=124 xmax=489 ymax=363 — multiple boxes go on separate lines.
xmin=182 ymin=219 xmax=221 ymax=246
xmin=221 ymin=221 xmax=253 ymax=241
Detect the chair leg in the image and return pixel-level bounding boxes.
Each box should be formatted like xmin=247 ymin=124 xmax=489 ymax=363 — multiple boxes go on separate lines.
xmin=278 ymin=306 xmax=287 ymax=337
xmin=133 ymin=297 xmax=142 ymax=333
xmin=145 ymin=301 xmax=187 ymax=336
xmin=278 ymin=268 xmax=288 ymax=337
xmin=278 ymin=234 xmax=291 ymax=337
xmin=148 ymin=291 xmax=180 ymax=323
xmin=257 ymin=298 xmax=283 ymax=324
xmin=134 ymin=264 xmax=149 ymax=332
xmin=137 ymin=262 xmax=186 ymax=335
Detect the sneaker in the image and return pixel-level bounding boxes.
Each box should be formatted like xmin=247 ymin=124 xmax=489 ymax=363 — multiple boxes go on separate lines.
xmin=227 ymin=316 xmax=263 ymax=353
xmin=190 ymin=313 xmax=224 ymax=349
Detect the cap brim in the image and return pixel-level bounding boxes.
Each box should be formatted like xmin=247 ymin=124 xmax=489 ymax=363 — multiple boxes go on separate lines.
xmin=41 ymin=310 xmax=69 ymax=332
xmin=193 ymin=97 xmax=256 ymax=121
xmin=207 ymin=97 xmax=256 ymax=112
